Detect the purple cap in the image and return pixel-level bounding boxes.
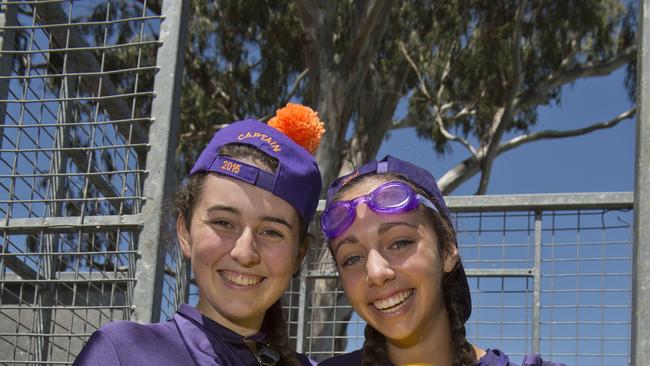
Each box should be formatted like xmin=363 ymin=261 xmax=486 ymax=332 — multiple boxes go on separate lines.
xmin=190 ymin=119 xmax=322 ymax=228
xmin=325 ymin=155 xmax=471 ymax=323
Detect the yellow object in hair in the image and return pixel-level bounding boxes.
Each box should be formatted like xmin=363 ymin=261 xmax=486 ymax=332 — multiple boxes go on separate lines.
xmin=268 ymin=103 xmax=325 ymax=154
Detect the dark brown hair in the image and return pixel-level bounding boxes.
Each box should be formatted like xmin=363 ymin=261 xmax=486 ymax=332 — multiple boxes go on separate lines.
xmin=173 ymin=143 xmax=307 ymax=366
xmin=330 ymin=174 xmax=474 ymax=366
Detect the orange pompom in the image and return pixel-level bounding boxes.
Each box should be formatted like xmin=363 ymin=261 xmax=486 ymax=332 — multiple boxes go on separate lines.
xmin=268 ymin=103 xmax=325 ymax=154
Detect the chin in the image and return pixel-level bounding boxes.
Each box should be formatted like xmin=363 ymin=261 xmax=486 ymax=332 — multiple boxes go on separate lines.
xmin=383 ymin=329 xmax=418 ymax=343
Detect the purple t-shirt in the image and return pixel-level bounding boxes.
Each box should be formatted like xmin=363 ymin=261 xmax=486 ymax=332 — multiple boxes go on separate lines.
xmin=73 ymin=304 xmax=313 ymax=366
xmin=318 ymin=348 xmax=566 ymax=366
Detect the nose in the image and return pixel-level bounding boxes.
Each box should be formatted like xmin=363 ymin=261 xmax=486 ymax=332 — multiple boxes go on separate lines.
xmin=365 ymin=249 xmax=394 ymax=287
xmin=230 ymin=228 xmax=260 ymax=266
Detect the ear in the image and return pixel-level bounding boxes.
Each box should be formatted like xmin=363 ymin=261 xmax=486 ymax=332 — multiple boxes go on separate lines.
xmin=443 ymin=244 xmax=459 ymax=273
xmin=177 ymin=215 xmax=192 ymax=259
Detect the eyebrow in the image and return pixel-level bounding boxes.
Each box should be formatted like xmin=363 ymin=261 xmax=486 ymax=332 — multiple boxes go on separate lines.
xmin=377 ymin=221 xmax=418 ymax=235
xmin=332 ymin=236 xmax=358 ymax=259
xmin=260 ymin=215 xmax=294 ymax=231
xmin=206 ymin=205 xmax=293 ymax=231
xmin=332 ymin=221 xmax=418 ymax=257
xmin=206 ymin=204 xmax=239 ymax=214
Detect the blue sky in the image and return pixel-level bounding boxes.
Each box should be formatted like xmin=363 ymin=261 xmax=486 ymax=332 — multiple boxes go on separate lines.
xmin=378 ymin=68 xmax=636 ymax=196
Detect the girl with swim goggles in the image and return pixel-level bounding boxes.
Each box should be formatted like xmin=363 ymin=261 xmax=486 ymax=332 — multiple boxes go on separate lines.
xmin=319 ymin=155 xmax=564 ymax=366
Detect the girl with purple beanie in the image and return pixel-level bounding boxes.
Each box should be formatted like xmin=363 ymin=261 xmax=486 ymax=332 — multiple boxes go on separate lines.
xmin=75 ymin=104 xmax=324 ymax=366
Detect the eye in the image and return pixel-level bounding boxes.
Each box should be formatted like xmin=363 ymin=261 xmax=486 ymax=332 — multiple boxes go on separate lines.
xmin=210 ymin=219 xmax=234 ymax=229
xmin=260 ymin=228 xmax=284 ymax=238
xmin=389 ymin=239 xmax=414 ymax=250
xmin=341 ymin=255 xmax=363 ymax=267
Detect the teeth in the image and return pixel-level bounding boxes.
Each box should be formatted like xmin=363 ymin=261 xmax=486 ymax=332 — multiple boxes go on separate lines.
xmin=220 ymin=271 xmax=263 ymax=286
xmin=373 ymin=289 xmax=414 ymax=311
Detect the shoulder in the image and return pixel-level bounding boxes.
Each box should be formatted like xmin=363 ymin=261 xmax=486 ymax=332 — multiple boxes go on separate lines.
xmin=296 ymin=352 xmax=317 ymax=366
xmin=318 ymin=349 xmax=363 ymax=366
xmin=478 ymin=349 xmax=566 ymax=366
xmin=97 ymin=319 xmax=178 ymax=340
xmin=74 ymin=324 xmax=122 ymax=366
xmin=520 ymin=352 xmax=567 ymax=366
xmin=74 ymin=320 xmax=190 ymax=366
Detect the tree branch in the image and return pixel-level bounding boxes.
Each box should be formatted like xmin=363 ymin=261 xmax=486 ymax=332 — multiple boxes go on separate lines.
xmin=294 ymin=0 xmax=321 ymax=42
xmin=258 ymin=68 xmax=309 ymax=121
xmin=476 ymin=0 xmax=527 ymax=195
xmin=294 ymin=0 xmax=330 ymax=71
xmin=499 ymin=108 xmax=635 ymax=153
xmin=399 ymin=41 xmax=478 ymax=156
xmin=515 ymin=45 xmax=636 ymax=111
xmin=179 ymin=123 xmax=229 ymax=142
xmin=287 ymin=68 xmax=309 ymax=101
xmin=437 ymin=108 xmax=635 ymax=195
xmin=348 ymin=0 xmax=390 ymax=68
xmin=398 ymin=41 xmax=432 ymax=100
xmin=391 ymin=119 xmax=415 ymax=130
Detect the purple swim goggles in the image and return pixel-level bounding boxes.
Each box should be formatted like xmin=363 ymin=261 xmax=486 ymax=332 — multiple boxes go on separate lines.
xmin=320 ymin=181 xmax=439 ymax=239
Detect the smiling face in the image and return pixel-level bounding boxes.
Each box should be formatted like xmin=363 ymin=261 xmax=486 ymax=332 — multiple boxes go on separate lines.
xmin=330 ymin=177 xmax=458 ymax=347
xmin=177 ymin=173 xmax=304 ymax=336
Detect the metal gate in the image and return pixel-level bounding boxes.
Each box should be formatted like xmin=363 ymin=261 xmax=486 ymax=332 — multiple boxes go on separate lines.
xmin=0 ymin=1 xmax=187 ymax=364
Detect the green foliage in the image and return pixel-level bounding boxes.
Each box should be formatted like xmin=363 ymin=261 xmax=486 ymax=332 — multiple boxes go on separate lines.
xmin=76 ymin=0 xmax=636 ymax=183
xmin=178 ymin=0 xmax=306 ymax=172
xmin=403 ymin=0 xmax=635 ymax=154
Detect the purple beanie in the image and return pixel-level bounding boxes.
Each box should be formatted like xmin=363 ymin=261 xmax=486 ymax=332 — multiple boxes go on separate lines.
xmin=190 ymin=119 xmax=322 ymax=228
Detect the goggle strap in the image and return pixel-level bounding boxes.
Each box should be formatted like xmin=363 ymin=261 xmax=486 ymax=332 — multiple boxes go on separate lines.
xmin=417 ymin=194 xmax=439 ymax=214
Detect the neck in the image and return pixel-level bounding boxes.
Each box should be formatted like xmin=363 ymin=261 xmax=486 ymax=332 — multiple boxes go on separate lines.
xmin=195 ymin=298 xmax=263 ymax=336
xmin=385 ymin=307 xmax=454 ymax=366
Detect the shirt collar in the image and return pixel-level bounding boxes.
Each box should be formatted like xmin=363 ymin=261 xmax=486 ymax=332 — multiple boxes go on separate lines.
xmin=175 ymin=304 xmax=269 ymax=365
xmin=177 ymin=304 xmax=268 ymax=342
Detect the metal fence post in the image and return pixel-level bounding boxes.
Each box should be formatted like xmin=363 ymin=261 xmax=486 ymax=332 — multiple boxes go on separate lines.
xmin=296 ymin=269 xmax=308 ymax=353
xmin=632 ymin=1 xmax=650 ymax=364
xmin=132 ymin=0 xmax=189 ymax=323
xmin=0 ymin=3 xmax=16 ymax=139
xmin=532 ymin=210 xmax=542 ymax=354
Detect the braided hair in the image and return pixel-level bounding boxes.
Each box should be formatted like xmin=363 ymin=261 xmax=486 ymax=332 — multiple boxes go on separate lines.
xmin=261 ymin=300 xmax=303 ymax=366
xmin=331 ymin=174 xmax=475 ymax=366
xmin=172 ymin=143 xmax=308 ymax=366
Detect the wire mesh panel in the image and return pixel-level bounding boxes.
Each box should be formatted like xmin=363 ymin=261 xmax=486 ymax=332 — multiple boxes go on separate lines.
xmin=0 ymin=1 xmax=181 ymax=364
xmin=457 ymin=210 xmax=538 ymax=359
xmin=160 ymin=244 xmax=189 ymax=322
xmin=0 ymin=228 xmax=138 ymax=364
xmin=539 ymin=209 xmax=632 ymax=365
xmin=295 ymin=196 xmax=634 ymax=366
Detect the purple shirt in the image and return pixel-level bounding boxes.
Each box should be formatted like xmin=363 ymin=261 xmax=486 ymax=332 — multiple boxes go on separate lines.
xmin=318 ymin=348 xmax=566 ymax=366
xmin=74 ymin=304 xmax=313 ymax=366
